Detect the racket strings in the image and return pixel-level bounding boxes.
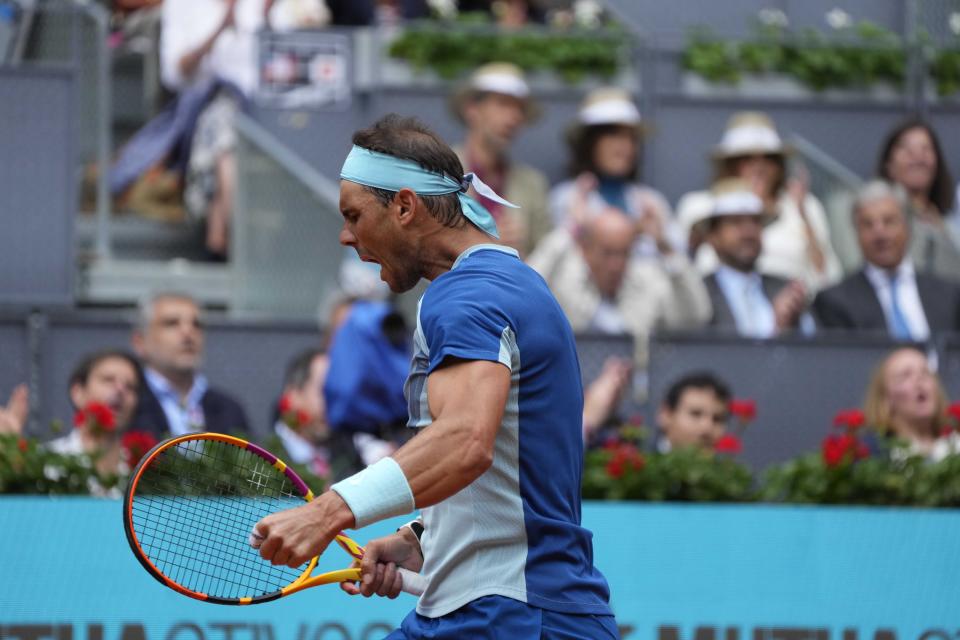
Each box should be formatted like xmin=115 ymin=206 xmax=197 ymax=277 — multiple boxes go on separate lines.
xmin=130 ymin=438 xmax=307 ymax=599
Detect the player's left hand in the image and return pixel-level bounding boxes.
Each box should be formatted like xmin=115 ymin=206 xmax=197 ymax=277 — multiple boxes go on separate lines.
xmin=341 ymin=528 xmax=423 ymax=598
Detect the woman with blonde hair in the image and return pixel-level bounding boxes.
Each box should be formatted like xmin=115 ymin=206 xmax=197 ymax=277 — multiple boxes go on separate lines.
xmin=863 ymin=346 xmax=957 ymax=461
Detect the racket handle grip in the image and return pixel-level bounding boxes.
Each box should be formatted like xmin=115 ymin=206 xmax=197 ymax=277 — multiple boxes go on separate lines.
xmin=397 ymin=567 xmax=427 ymax=596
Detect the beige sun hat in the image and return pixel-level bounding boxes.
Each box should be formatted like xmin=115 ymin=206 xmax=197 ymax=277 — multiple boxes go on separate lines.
xmin=711 ymin=111 xmax=793 ymax=160
xmin=565 ymin=86 xmax=647 ymax=151
xmin=691 ymin=177 xmax=778 ymax=235
xmin=449 ymin=62 xmax=542 ymax=124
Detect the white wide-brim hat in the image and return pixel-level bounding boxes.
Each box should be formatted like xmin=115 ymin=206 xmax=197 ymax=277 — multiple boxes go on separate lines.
xmin=692 ymin=177 xmax=778 ymax=235
xmin=711 ymin=111 xmax=792 ymax=160
xmin=449 ymin=62 xmax=542 ymax=124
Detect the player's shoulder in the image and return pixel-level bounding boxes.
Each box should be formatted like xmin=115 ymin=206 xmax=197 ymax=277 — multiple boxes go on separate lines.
xmin=421 ymin=247 xmax=531 ymax=310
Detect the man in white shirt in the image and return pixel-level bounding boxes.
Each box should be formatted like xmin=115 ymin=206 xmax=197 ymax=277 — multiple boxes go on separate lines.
xmin=160 ymin=0 xmax=329 ymax=257
xmin=813 ymin=180 xmax=960 ymax=339
xmin=528 ymin=206 xmax=711 ymax=370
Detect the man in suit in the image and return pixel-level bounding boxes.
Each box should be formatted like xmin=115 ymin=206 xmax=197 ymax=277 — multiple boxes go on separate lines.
xmin=129 ymin=292 xmax=249 ymax=439
xmin=701 ymin=178 xmax=809 ymax=337
xmin=813 ymin=180 xmax=960 ymax=339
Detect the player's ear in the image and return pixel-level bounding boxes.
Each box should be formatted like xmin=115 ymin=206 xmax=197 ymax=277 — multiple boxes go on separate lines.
xmin=394 ymin=188 xmax=418 ymax=227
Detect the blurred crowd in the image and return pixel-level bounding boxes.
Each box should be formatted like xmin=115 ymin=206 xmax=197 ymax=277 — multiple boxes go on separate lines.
xmin=3 ymin=0 xmax=960 ymax=489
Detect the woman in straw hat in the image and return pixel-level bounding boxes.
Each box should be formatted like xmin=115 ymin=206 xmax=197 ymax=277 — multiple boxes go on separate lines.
xmin=548 ymin=87 xmax=680 ymax=259
xmin=676 ymin=111 xmax=842 ymax=293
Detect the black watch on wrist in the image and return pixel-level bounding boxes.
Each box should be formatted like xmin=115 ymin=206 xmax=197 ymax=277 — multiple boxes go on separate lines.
xmin=399 ymin=521 xmax=424 ymax=541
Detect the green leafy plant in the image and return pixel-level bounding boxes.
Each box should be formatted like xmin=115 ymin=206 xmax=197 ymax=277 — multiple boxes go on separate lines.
xmin=0 ymin=434 xmax=115 ymax=494
xmin=931 ymin=48 xmax=960 ymax=96
xmin=760 ymin=406 xmax=960 ymax=507
xmin=582 ymin=416 xmax=755 ymax=503
xmin=387 ymin=18 xmax=631 ymax=84
xmin=683 ymin=17 xmax=906 ymax=92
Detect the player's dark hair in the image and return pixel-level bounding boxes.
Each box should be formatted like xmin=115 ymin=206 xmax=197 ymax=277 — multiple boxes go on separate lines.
xmin=663 ymin=371 xmax=731 ymax=411
xmin=352 ymin=114 xmax=467 ymax=229
xmin=69 ymin=349 xmax=143 ymax=390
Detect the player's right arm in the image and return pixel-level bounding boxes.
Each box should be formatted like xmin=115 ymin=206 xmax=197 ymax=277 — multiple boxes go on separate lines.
xmin=393 ymin=357 xmax=509 ymax=507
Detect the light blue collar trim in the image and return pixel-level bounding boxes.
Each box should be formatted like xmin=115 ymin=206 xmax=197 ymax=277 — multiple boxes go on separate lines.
xmin=340 ymin=145 xmax=519 ymax=239
xmin=451 ymin=243 xmax=520 ymax=270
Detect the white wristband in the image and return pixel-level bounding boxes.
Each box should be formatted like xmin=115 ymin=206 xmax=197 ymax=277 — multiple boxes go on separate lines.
xmin=331 ymin=457 xmax=415 ymax=529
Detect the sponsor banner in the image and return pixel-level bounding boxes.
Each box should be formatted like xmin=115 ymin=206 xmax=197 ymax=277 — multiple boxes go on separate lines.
xmin=257 ymin=32 xmax=350 ymax=110
xmin=1 ymin=499 xmax=959 ymax=639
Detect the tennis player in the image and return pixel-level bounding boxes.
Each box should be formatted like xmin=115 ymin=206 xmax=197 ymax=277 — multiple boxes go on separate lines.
xmin=252 ymin=114 xmax=618 ymax=639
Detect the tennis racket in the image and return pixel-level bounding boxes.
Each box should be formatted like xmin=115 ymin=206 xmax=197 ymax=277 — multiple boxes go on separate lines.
xmin=123 ymin=432 xmax=427 ymax=605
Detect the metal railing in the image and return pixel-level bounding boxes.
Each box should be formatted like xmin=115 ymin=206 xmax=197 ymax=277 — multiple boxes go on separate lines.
xmin=232 ymin=113 xmax=346 ymax=320
xmin=788 ymin=134 xmax=865 ymax=273
xmin=11 ymin=0 xmax=112 ymax=257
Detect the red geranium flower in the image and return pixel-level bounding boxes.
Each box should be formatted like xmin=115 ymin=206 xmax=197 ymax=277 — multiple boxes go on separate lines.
xmin=278 ymin=394 xmax=293 ymax=416
xmin=278 ymin=394 xmax=313 ymax=433
xmin=832 ymin=409 xmax=865 ymax=430
xmin=606 ymin=458 xmax=624 ymax=479
xmin=605 ymin=443 xmax=644 ymax=478
xmin=75 ymin=402 xmax=117 ymax=436
xmin=17 ymin=437 xmax=28 ymax=453
xmin=948 ymin=403 xmax=960 ymax=424
xmin=728 ymin=399 xmax=757 ymax=423
xmin=822 ymin=433 xmax=859 ymax=467
xmin=714 ymin=434 xmax=743 ymax=455
xmin=822 ymin=434 xmax=847 ymax=467
xmin=121 ymin=431 xmax=157 ymax=467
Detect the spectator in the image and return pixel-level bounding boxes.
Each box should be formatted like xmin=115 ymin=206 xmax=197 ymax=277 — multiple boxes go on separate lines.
xmin=876 ymin=117 xmax=960 ymax=278
xmin=273 ymin=346 xmax=398 ymax=483
xmin=110 ymin=0 xmax=330 ymax=260
xmin=324 ymin=0 xmax=428 ymax=25
xmin=677 ymin=111 xmax=842 ymax=292
xmin=701 ymin=178 xmax=810 ymax=338
xmin=272 ymin=348 xmax=337 ymax=480
xmin=322 ymin=299 xmax=410 ymax=479
xmin=449 ymin=62 xmax=551 ymax=257
xmin=581 ymin=356 xmax=632 ymax=444
xmin=0 ymin=384 xmax=28 ymax=436
xmin=457 ymin=0 xmax=546 ymax=26
xmin=864 ymin=346 xmax=958 ymax=461
xmin=47 ymin=349 xmax=144 ymax=479
xmin=550 ymin=87 xmax=678 ymax=259
xmin=813 ymin=180 xmax=960 ymax=340
xmin=129 ymin=292 xmax=250 ymax=438
xmin=528 ymin=207 xmax=710 ymax=371
xmin=655 ymin=371 xmax=731 ymax=452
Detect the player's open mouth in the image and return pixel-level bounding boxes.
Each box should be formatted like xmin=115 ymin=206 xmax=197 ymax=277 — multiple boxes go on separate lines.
xmin=359 ymin=255 xmax=380 ymax=265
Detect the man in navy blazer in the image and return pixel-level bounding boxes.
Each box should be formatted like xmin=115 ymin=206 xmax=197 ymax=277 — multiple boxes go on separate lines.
xmin=813 ymin=180 xmax=960 ymax=339
xmin=129 ymin=292 xmax=249 ymax=439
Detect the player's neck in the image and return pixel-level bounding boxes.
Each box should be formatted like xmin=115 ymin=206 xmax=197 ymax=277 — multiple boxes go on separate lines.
xmin=419 ymin=225 xmax=503 ymax=281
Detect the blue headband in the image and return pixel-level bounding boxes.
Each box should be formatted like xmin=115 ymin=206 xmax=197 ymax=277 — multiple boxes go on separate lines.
xmin=340 ymin=145 xmax=519 ymax=238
